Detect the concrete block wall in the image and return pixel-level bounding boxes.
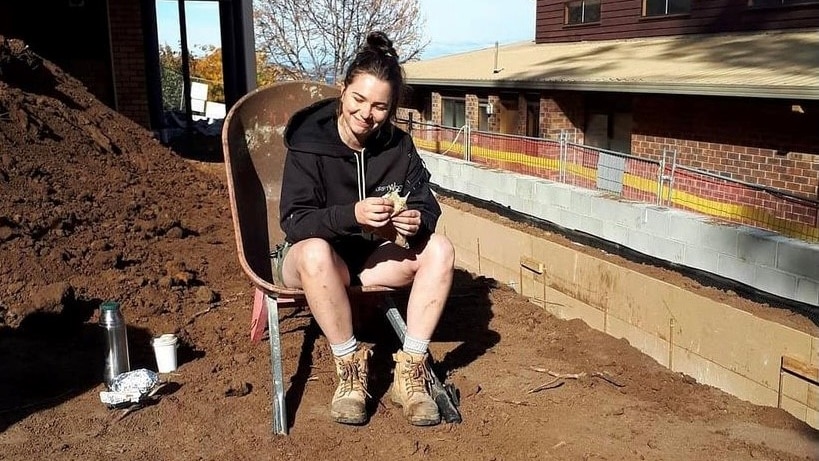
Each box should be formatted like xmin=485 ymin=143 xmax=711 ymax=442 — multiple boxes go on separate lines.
xmin=438 ymin=203 xmax=819 ymax=429
xmin=422 ymin=152 xmax=819 ymax=307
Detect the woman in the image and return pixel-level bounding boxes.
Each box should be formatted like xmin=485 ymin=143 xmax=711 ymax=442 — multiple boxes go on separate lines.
xmin=276 ymin=31 xmax=455 ymax=427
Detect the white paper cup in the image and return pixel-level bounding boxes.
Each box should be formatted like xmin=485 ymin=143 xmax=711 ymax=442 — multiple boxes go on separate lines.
xmin=152 ymin=334 xmax=178 ymax=373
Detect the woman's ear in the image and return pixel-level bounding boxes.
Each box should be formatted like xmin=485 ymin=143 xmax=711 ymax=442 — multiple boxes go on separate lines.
xmin=336 ymin=86 xmax=346 ymax=117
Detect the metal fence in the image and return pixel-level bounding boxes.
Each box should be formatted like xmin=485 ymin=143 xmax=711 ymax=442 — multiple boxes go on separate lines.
xmin=398 ymin=119 xmax=819 ymax=243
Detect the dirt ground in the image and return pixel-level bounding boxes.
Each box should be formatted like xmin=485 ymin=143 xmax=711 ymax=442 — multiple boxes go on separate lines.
xmin=1 ymin=37 xmax=817 ymax=461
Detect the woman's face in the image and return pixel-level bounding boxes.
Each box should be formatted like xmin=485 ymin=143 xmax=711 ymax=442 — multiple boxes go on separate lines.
xmin=338 ymin=73 xmax=392 ymax=146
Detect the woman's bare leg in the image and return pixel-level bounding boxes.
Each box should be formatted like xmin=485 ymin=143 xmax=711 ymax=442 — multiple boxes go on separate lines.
xmin=359 ymin=233 xmax=455 ymax=340
xmin=281 ymin=238 xmax=353 ymax=344
xmin=360 ymin=233 xmax=454 ymax=426
xmin=282 ymin=238 xmax=374 ymax=425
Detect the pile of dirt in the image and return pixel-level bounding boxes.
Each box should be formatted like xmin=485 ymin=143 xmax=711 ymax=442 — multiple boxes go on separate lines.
xmin=0 ymin=36 xmax=242 ymax=424
xmin=0 ymin=37 xmax=233 ymax=325
xmin=0 ymin=36 xmax=816 ymax=460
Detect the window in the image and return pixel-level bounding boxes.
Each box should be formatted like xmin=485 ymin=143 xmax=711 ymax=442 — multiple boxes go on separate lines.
xmin=423 ymin=96 xmax=432 ymax=122
xmin=442 ymin=98 xmax=466 ymax=128
xmin=565 ymin=0 xmax=601 ymax=24
xmin=643 ymin=0 xmax=690 ymax=16
xmin=498 ymin=96 xmax=519 ymax=134
xmin=478 ymin=103 xmax=489 ymax=132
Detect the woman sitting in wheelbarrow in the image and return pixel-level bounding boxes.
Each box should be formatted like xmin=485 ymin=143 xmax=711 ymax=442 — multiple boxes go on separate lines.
xmin=275 ymin=31 xmax=455 ymax=426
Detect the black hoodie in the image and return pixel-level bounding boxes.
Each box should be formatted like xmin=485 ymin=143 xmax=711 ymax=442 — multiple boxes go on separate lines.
xmin=280 ymin=97 xmax=441 ymax=248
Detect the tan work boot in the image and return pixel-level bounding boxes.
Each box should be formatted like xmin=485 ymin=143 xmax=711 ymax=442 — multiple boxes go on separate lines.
xmin=389 ymin=350 xmax=441 ymax=426
xmin=330 ymin=344 xmax=372 ymax=425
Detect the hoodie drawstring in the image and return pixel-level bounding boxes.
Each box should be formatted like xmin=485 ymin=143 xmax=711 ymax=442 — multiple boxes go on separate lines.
xmin=354 ymin=149 xmax=366 ymax=201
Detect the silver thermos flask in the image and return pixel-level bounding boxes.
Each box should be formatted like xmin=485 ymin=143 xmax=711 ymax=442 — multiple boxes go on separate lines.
xmin=99 ymin=301 xmax=130 ymax=387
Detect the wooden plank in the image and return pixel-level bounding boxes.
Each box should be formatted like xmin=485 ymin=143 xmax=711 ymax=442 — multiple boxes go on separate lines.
xmin=520 ymin=255 xmax=544 ymax=275
xmin=782 ymin=356 xmax=819 ymax=386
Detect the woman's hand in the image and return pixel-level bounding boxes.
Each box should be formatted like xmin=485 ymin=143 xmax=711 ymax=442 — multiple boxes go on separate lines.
xmin=355 ymin=197 xmax=395 ymax=228
xmin=390 ymin=209 xmax=421 ymax=237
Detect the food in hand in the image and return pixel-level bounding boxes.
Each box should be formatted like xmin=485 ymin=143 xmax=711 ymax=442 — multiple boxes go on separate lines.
xmin=381 ymin=190 xmax=410 ymax=248
xmin=382 ymin=190 xmax=409 ymax=217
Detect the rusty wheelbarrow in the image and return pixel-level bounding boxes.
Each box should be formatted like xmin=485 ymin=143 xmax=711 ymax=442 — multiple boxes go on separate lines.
xmin=221 ymin=81 xmax=461 ymax=435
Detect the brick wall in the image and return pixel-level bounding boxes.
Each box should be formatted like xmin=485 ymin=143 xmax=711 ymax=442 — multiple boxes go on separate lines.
xmin=431 ymin=92 xmax=442 ymax=125
xmin=541 ymin=92 xmax=585 ymax=142
xmin=72 ymin=58 xmax=116 ymax=106
xmin=465 ymin=94 xmax=479 ymax=130
xmin=487 ymin=95 xmax=501 ymax=132
xmin=395 ymin=108 xmax=424 ymax=132
xmin=404 ymin=87 xmax=818 ymax=205
xmin=108 ymin=0 xmax=151 ymax=128
xmin=515 ymin=94 xmax=527 ymax=136
xmin=633 ymin=95 xmax=819 ymax=199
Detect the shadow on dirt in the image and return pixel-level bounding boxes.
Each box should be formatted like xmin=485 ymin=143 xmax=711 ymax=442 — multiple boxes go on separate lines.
xmin=0 ymin=298 xmax=191 ymax=432
xmin=277 ymin=268 xmax=498 ymax=428
xmin=367 ymin=269 xmax=499 ymax=419
xmin=285 ymin=314 xmax=321 ymax=427
xmin=162 ymin=129 xmax=224 ymax=164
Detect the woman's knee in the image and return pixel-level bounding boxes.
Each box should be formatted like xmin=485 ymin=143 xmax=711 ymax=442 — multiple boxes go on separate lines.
xmin=420 ymin=233 xmax=455 ymax=269
xmin=294 ymin=238 xmax=341 ymax=273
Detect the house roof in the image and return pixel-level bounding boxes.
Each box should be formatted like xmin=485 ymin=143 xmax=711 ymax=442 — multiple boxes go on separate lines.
xmin=403 ymin=30 xmax=819 ymax=100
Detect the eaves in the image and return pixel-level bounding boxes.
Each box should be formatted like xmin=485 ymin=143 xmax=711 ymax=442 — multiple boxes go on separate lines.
xmin=406 ymin=78 xmax=819 ymax=100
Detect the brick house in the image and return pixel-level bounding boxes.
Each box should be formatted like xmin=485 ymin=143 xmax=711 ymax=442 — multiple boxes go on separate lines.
xmin=400 ymin=0 xmax=819 ymax=207
xmin=0 ymin=0 xmax=255 ymax=131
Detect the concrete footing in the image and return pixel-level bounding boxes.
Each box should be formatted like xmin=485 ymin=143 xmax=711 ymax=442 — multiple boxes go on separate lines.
xmin=439 ymin=202 xmax=819 ymax=429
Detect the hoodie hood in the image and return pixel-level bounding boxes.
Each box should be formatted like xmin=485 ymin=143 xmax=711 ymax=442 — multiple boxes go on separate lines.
xmin=283 ymin=98 xmax=348 ymax=157
xmin=283 ymin=97 xmax=397 ymax=157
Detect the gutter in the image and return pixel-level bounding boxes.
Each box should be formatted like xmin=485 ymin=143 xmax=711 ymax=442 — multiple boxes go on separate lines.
xmin=405 ymin=78 xmax=819 ymax=101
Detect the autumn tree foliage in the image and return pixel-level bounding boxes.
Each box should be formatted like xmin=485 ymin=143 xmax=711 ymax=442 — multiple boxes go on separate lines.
xmin=159 ymin=44 xmax=280 ymax=110
xmin=254 ymin=0 xmax=427 ymax=82
xmin=190 ymin=45 xmax=225 ymax=102
xmin=255 ymin=51 xmax=281 ymax=88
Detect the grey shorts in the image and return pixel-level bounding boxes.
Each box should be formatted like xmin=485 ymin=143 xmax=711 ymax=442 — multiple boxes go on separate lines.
xmin=270 ymin=242 xmax=292 ymax=286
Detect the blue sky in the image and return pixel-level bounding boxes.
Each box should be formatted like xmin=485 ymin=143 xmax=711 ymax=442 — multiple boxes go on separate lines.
xmin=156 ymin=1 xmax=222 ymax=54
xmin=156 ymin=0 xmax=535 ymax=59
xmin=417 ymin=0 xmax=535 ymax=58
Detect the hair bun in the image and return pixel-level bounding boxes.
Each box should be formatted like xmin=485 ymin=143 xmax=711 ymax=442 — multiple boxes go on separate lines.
xmin=366 ymin=31 xmax=398 ymax=60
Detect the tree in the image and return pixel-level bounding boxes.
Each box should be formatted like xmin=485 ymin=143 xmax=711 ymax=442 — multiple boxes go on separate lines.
xmin=159 ymin=44 xmax=183 ymax=111
xmin=190 ymin=45 xmax=225 ymax=103
xmin=159 ymin=44 xmax=281 ymax=108
xmin=254 ymin=0 xmax=427 ymax=83
xmin=255 ymin=51 xmax=282 ymax=87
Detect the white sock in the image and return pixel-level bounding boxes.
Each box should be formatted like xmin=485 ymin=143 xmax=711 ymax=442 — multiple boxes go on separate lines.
xmin=330 ymin=335 xmax=358 ymax=357
xmin=402 ymin=334 xmax=430 ymax=355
